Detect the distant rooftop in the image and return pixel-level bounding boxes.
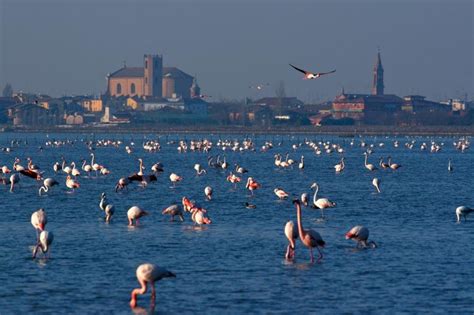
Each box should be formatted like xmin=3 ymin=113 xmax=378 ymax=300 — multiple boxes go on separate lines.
xmin=109 ymin=67 xmax=144 ymax=78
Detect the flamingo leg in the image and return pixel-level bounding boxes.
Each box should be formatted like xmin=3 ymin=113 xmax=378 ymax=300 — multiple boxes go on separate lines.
xmin=150 ymin=281 xmax=156 ymax=307
xmin=285 ymin=245 xmax=291 ymax=260
xmin=316 ymin=246 xmax=323 ymax=262
xmin=310 ymin=248 xmax=314 ymax=263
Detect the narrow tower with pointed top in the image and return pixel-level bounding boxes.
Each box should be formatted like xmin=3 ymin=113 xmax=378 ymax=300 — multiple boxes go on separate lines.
xmin=372 ymin=51 xmax=384 ymax=95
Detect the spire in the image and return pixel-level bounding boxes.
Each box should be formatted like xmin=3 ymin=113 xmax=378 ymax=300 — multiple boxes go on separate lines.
xmin=372 ymin=49 xmax=384 ymax=95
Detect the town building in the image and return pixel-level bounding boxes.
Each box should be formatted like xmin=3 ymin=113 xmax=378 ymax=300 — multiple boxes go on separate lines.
xmin=106 ymin=54 xmax=195 ymax=99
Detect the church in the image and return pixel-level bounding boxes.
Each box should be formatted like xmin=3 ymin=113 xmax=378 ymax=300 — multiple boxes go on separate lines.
xmin=106 ymin=54 xmax=199 ymax=99
xmin=332 ymin=52 xmax=404 ymax=122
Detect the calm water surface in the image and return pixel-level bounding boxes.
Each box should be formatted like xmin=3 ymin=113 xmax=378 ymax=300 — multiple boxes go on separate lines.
xmin=0 ymin=133 xmax=472 ymax=314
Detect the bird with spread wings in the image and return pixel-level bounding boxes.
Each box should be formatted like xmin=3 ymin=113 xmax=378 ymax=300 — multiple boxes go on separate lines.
xmin=289 ymin=64 xmax=336 ymax=79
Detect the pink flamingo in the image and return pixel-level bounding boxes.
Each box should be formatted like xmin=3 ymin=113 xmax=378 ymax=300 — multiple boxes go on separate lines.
xmin=293 ymin=199 xmax=325 ymax=262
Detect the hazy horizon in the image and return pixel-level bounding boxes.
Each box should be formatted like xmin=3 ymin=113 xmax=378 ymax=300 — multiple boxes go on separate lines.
xmin=0 ymin=0 xmax=472 ymax=102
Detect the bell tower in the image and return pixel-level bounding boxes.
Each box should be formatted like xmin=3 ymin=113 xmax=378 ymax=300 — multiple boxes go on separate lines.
xmin=144 ymin=54 xmax=163 ymax=97
xmin=372 ymin=50 xmax=384 ymax=95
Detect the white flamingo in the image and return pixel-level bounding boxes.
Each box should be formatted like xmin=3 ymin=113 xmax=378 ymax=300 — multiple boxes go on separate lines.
xmin=345 ymin=225 xmax=377 ymax=248
xmin=39 ymin=178 xmax=59 ymax=196
xmin=284 ymin=220 xmax=298 ymax=260
xmin=204 ymin=186 xmax=213 ymax=200
xmin=32 ymin=230 xmax=54 ymax=259
xmin=162 ymin=205 xmax=184 ymax=222
xmin=310 ymin=182 xmax=336 ymax=217
xmin=456 ymin=206 xmax=473 ymax=223
xmin=372 ymin=178 xmax=381 ymax=193
xmin=364 ymin=152 xmax=377 ymax=171
xmin=129 ymin=263 xmax=176 ymax=308
xmin=127 ymin=206 xmax=149 ymax=226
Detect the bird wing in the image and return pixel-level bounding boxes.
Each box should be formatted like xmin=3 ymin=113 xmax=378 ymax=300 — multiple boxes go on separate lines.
xmin=316 ymin=69 xmax=336 ymax=76
xmin=289 ymin=64 xmax=308 ymax=74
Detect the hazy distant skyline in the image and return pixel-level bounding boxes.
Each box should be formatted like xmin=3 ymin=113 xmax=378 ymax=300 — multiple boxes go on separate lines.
xmin=0 ymin=0 xmax=472 ymax=102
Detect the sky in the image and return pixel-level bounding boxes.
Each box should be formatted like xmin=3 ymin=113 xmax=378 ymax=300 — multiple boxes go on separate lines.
xmin=0 ymin=0 xmax=472 ymax=102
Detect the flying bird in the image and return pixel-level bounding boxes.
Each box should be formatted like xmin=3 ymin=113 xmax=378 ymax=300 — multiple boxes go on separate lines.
xmin=289 ymin=64 xmax=336 ymax=80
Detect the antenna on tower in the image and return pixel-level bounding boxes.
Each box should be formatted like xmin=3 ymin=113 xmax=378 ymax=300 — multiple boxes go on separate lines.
xmin=123 ymin=60 xmax=127 ymax=68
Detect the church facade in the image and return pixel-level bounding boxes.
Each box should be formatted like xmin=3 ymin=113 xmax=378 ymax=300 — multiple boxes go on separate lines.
xmin=107 ymin=54 xmax=195 ymax=99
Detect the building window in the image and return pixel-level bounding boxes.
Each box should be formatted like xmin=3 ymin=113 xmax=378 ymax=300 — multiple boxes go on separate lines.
xmin=116 ymin=83 xmax=122 ymax=94
xmin=145 ymin=60 xmax=148 ymax=69
xmin=131 ymin=83 xmax=136 ymax=94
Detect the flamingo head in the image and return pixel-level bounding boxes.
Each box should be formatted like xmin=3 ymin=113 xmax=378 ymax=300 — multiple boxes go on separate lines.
xmin=310 ymin=182 xmax=318 ymax=190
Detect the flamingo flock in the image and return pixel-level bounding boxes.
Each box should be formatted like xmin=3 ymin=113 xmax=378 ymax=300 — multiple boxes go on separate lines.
xmin=1 ymin=134 xmax=471 ymax=309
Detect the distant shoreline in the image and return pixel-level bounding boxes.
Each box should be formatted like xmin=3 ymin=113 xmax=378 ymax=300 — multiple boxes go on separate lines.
xmin=2 ymin=125 xmax=473 ymax=136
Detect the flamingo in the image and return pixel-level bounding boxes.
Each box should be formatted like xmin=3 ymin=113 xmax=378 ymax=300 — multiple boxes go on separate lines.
xmin=62 ymin=159 xmax=72 ymax=175
xmin=39 ymin=178 xmax=59 ymax=196
xmin=388 ymin=156 xmax=401 ymax=170
xmin=169 ymin=173 xmax=182 ymax=187
xmin=182 ymin=197 xmax=195 ymax=212
xmin=204 ymin=186 xmax=213 ymax=200
xmin=162 ymin=204 xmax=184 ymax=222
xmin=194 ymin=164 xmax=207 ymax=175
xmin=310 ymin=182 xmax=336 ymax=217
xmin=364 ymin=152 xmax=377 ymax=171
xmin=274 ymin=188 xmax=289 ymax=200
xmin=129 ymin=263 xmax=176 ymax=308
xmin=71 ymin=162 xmax=81 ymax=177
xmin=245 ymin=177 xmax=261 ymax=195
xmin=90 ymin=153 xmax=102 ymax=175
xmin=137 ymin=159 xmax=145 ymax=176
xmin=9 ymin=173 xmax=19 ymax=192
xmin=127 ymin=206 xmax=149 ymax=226
xmin=82 ymin=159 xmax=92 ymax=176
xmin=301 ymin=193 xmax=309 ymax=206
xmin=115 ymin=177 xmax=130 ymax=192
xmin=53 ymin=161 xmax=61 ymax=173
xmin=298 ymin=156 xmax=304 ymax=169
xmin=379 ymin=157 xmax=389 ymax=169
xmin=99 ymin=192 xmax=114 ymax=222
xmin=284 ymin=220 xmax=298 ymax=260
xmin=66 ymin=175 xmax=80 ymax=192
xmin=190 ymin=207 xmax=212 ymax=226
xmin=293 ymin=199 xmax=325 ymax=262
xmin=1 ymin=165 xmax=11 ymax=174
xmin=31 ymin=208 xmax=47 ymax=240
xmin=345 ymin=225 xmax=377 ymax=248
xmin=226 ymin=172 xmax=241 ymax=189
xmin=32 ymin=230 xmax=54 ymax=259
xmin=274 ymin=154 xmax=282 ymax=167
xmin=334 ymin=157 xmax=345 ymax=173
xmin=372 ymin=178 xmax=381 ymax=193
xmin=100 ymin=167 xmax=110 ymax=175
xmin=151 ymin=162 xmax=164 ymax=173
xmin=221 ymin=156 xmax=228 ymax=169
xmin=289 ymin=64 xmax=336 ymax=80
xmin=13 ymin=158 xmax=25 ymax=171
xmin=235 ymin=164 xmax=248 ymax=174
xmin=27 ymin=157 xmax=40 ymax=171
xmin=456 ymin=206 xmax=473 ymax=223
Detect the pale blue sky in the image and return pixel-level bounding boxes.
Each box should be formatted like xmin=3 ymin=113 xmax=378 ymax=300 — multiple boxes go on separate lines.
xmin=0 ymin=0 xmax=472 ymax=102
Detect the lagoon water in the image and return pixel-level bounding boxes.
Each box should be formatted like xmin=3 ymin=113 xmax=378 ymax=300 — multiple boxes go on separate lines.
xmin=0 ymin=133 xmax=472 ymax=314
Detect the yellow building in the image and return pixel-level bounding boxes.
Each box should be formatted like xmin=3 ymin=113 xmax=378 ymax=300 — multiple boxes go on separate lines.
xmin=126 ymin=97 xmax=141 ymax=110
xmin=81 ymin=99 xmax=103 ymax=112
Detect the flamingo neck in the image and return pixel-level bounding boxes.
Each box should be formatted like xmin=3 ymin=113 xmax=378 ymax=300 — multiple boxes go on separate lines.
xmin=295 ymin=203 xmax=306 ymax=240
xmin=313 ymin=185 xmax=319 ymax=204
xmin=82 ymin=160 xmax=86 ymax=168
